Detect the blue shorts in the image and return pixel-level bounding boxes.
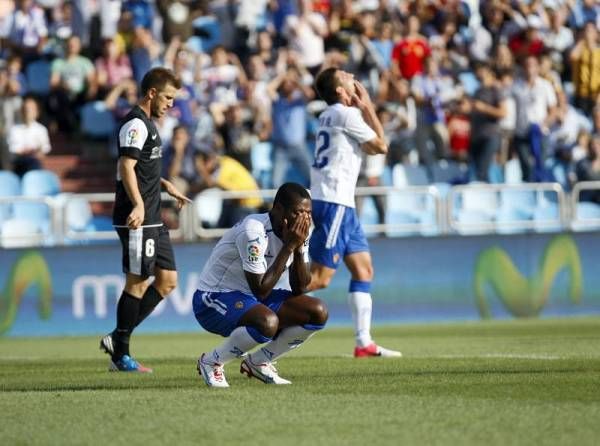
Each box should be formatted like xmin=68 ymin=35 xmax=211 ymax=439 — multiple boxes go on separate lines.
xmin=192 ymin=288 xmax=292 ymax=337
xmin=309 ymin=200 xmax=369 ymax=269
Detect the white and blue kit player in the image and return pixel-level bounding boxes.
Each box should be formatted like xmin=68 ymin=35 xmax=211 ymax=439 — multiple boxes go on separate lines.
xmin=308 ymin=68 xmax=401 ymax=358
xmin=193 ymin=183 xmax=328 ymax=387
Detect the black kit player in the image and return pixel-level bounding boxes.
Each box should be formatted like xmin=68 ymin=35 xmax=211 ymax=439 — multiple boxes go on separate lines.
xmin=100 ymin=67 xmax=191 ymax=372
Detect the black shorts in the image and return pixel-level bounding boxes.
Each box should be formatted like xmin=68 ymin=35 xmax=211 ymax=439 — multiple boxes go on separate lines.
xmin=116 ymin=225 xmax=176 ymax=277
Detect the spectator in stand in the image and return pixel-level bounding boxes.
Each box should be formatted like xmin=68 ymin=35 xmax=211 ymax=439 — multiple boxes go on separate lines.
xmin=509 ymin=15 xmax=546 ymax=61
xmin=570 ymin=21 xmax=600 ymax=115
xmin=392 ymin=15 xmax=430 ymax=81
xmin=447 ymin=96 xmax=471 ymax=164
xmin=283 ymin=0 xmax=328 ymax=75
xmin=5 ymin=54 xmax=27 ymax=96
xmin=156 ymin=0 xmax=203 ymax=43
xmin=214 ymin=102 xmax=257 ymax=172
xmin=568 ymin=0 xmax=600 ymax=29
xmin=162 ymin=124 xmax=202 ymax=197
xmin=544 ymin=5 xmax=574 ymax=73
xmin=4 ymin=0 xmax=48 ymax=63
xmin=469 ymin=63 xmax=507 ymax=182
xmin=7 ymin=96 xmax=51 ymax=177
xmin=411 ymin=56 xmax=457 ymax=165
xmin=377 ymin=73 xmax=417 ymax=166
xmin=498 ymin=69 xmax=517 ymax=166
xmin=95 ymin=37 xmax=133 ymax=96
xmin=494 ymin=43 xmax=515 ymax=73
xmin=575 ymin=135 xmax=600 ymax=203
xmin=195 ymin=148 xmax=263 ymax=227
xmin=268 ymin=66 xmax=314 ymax=187
xmin=513 ymin=55 xmax=558 ymax=182
xmin=201 ymin=45 xmax=248 ymax=113
xmin=48 ymin=34 xmax=96 ymax=132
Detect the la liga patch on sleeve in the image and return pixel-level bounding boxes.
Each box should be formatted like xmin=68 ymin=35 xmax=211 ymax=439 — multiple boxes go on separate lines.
xmin=247 ymin=241 xmax=261 ymax=263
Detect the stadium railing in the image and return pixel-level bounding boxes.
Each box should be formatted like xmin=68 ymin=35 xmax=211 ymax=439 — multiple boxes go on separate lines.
xmin=570 ymin=181 xmax=600 ymax=231
xmin=5 ymin=182 xmax=600 ymax=247
xmin=447 ymin=182 xmax=567 ymax=234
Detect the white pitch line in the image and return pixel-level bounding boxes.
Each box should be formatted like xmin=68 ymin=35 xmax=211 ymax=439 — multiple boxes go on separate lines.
xmin=337 ymin=353 xmax=570 ymax=360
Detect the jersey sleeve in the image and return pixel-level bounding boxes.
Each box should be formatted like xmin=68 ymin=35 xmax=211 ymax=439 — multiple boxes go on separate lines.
xmin=342 ymin=107 xmax=377 ymax=144
xmin=118 ymin=118 xmax=148 ymax=159
xmin=235 ymin=219 xmax=268 ymax=274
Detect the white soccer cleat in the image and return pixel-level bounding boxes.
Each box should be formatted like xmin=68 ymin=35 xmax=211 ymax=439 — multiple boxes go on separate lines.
xmin=377 ymin=345 xmax=403 ymax=358
xmin=240 ymin=354 xmax=292 ymax=385
xmin=354 ymin=343 xmax=402 ymax=358
xmin=197 ymin=353 xmax=229 ymax=388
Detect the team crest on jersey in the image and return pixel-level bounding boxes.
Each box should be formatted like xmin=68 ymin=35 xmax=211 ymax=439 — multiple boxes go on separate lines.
xmin=126 ymin=128 xmax=139 ymax=146
xmin=235 ymin=301 xmax=244 ymax=309
xmin=247 ymin=241 xmax=261 ymax=263
xmin=150 ymin=146 xmax=162 ymax=159
xmin=333 ymin=253 xmax=340 ymax=264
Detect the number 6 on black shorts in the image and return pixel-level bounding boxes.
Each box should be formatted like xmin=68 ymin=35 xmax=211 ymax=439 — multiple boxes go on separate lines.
xmin=116 ymin=225 xmax=176 ymax=277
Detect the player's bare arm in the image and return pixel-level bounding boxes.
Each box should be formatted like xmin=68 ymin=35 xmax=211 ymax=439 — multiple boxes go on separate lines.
xmin=244 ymin=217 xmax=308 ymax=300
xmin=119 ymin=156 xmax=144 ymax=229
xmin=161 ymin=177 xmax=192 ymax=210
xmin=289 ymin=213 xmax=312 ymax=295
xmin=352 ymin=81 xmax=388 ymax=155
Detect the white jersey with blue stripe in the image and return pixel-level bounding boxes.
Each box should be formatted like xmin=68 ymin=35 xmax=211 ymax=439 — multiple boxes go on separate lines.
xmin=197 ymin=213 xmax=308 ymax=295
xmin=310 ymin=103 xmax=377 ymax=208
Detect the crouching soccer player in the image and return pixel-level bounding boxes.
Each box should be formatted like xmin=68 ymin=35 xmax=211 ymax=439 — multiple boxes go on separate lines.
xmin=193 ymin=183 xmax=328 ymax=387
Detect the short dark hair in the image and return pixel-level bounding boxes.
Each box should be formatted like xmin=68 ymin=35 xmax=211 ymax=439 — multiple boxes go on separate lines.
xmin=140 ymin=67 xmax=181 ymax=96
xmin=315 ymin=67 xmax=340 ymax=105
xmin=273 ymin=183 xmax=311 ymax=210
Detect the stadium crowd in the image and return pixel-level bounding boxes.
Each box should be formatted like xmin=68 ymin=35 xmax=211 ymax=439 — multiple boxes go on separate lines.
xmin=1 ymin=0 xmax=600 ymax=214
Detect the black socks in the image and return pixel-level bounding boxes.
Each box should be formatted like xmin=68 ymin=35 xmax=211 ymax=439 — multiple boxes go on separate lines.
xmin=135 ymin=286 xmax=164 ymax=327
xmin=113 ymin=292 xmax=141 ymax=360
xmin=112 ymin=287 xmax=164 ymax=360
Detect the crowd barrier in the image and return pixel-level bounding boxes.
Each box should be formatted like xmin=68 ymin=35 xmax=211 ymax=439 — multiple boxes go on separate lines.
xmin=3 ymin=182 xmax=600 ymax=247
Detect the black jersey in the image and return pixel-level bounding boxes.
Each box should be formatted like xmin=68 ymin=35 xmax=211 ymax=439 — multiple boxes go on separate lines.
xmin=112 ymin=105 xmax=163 ymax=226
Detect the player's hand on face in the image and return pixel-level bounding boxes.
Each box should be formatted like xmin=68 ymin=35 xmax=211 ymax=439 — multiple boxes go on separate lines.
xmin=351 ymin=81 xmax=372 ymax=110
xmin=283 ymin=215 xmax=309 ymax=250
xmin=127 ymin=204 xmax=145 ymax=229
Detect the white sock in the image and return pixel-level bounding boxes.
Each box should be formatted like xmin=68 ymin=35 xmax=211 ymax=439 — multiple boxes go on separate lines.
xmin=250 ymin=326 xmax=317 ymax=363
xmin=348 ymin=291 xmax=373 ymax=347
xmin=205 ymin=326 xmax=263 ymax=365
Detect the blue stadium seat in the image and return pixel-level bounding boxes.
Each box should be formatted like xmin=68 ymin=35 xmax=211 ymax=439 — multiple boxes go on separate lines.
xmin=533 ymin=204 xmax=561 ymax=233
xmin=572 ymin=201 xmax=600 ymax=231
xmin=431 ymin=160 xmax=467 ymax=184
xmin=455 ymin=209 xmax=494 ymax=235
xmin=499 ymin=189 xmax=536 ymax=218
xmin=194 ymin=188 xmax=223 ymax=228
xmin=1 ymin=218 xmax=44 ymax=248
xmin=65 ymin=197 xmax=92 ymax=231
xmin=81 ymin=101 xmax=116 ymax=138
xmin=25 ymin=60 xmax=51 ymax=96
xmin=459 ymin=185 xmax=498 ymax=217
xmin=21 ymin=170 xmax=61 ymax=196
xmin=358 ymin=197 xmax=380 ymax=237
xmin=385 ymin=190 xmax=437 ymax=236
xmin=251 ymin=142 xmax=273 ymax=188
xmin=392 ymin=164 xmax=430 ymax=187
xmin=13 ymin=170 xmax=60 ymax=233
xmin=0 ymin=171 xmax=21 ymax=224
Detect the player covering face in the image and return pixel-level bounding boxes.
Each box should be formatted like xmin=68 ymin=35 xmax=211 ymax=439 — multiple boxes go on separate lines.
xmin=308 ymin=67 xmax=402 ymax=358
xmin=193 ymin=182 xmax=328 ymax=387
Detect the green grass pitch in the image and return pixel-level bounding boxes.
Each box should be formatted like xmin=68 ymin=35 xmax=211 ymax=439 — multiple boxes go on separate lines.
xmin=1 ymin=318 xmax=599 ymax=446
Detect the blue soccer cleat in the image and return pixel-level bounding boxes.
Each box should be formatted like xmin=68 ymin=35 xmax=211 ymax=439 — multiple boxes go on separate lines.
xmin=109 ymin=355 xmax=153 ymax=373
